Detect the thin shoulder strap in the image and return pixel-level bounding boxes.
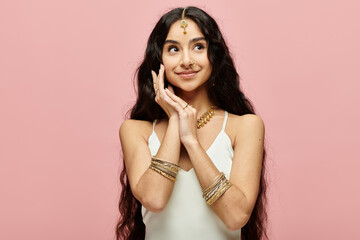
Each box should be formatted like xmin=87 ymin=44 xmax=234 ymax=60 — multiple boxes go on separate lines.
xmin=221 ymin=111 xmax=228 ymax=131
xmin=152 ymin=119 xmax=157 ymax=132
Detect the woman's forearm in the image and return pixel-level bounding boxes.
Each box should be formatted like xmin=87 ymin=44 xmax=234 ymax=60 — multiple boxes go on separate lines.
xmin=136 ymin=116 xmax=181 ymax=212
xmin=183 ymin=140 xmax=252 ymax=230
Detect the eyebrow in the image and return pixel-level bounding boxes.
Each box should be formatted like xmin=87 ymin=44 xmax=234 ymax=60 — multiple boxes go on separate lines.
xmin=164 ymin=37 xmax=206 ymax=45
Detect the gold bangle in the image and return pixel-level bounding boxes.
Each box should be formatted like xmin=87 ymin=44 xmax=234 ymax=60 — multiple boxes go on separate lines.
xmin=150 ymin=162 xmax=177 ymax=179
xmin=149 ymin=165 xmax=176 ymax=182
xmin=149 ymin=156 xmax=180 ymax=182
xmin=206 ymin=182 xmax=231 ymax=206
xmin=206 ymin=181 xmax=232 ymax=205
xmin=203 ymin=177 xmax=226 ymax=200
xmin=151 ymin=160 xmax=180 ymax=174
xmin=202 ymin=172 xmax=225 ymax=196
xmin=151 ymin=157 xmax=180 ymax=178
xmin=152 ymin=156 xmax=181 ymax=170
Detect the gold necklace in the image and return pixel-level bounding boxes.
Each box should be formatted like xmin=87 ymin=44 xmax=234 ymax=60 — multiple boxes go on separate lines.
xmin=197 ymin=106 xmax=215 ymax=129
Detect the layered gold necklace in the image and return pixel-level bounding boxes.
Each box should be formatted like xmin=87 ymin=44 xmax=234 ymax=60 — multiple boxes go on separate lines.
xmin=197 ymin=106 xmax=215 ymax=129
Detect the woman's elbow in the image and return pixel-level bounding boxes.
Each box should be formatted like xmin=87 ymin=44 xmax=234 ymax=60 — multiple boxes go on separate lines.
xmin=225 ymin=212 xmax=251 ymax=231
xmin=134 ymin=183 xmax=168 ymax=213
xmin=141 ymin=196 xmax=167 ymax=213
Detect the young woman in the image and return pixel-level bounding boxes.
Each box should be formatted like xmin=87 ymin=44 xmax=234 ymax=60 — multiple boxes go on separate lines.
xmin=116 ymin=6 xmax=268 ymax=240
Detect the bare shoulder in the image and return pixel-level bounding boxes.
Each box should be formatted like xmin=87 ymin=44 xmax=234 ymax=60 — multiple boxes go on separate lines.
xmin=119 ymin=119 xmax=153 ymax=142
xmin=228 ymin=113 xmax=264 ymax=129
xmin=226 ymin=113 xmax=265 ymax=142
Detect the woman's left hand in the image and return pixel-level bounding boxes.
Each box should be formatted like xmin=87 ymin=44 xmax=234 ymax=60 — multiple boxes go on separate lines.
xmin=163 ymin=88 xmax=198 ymax=146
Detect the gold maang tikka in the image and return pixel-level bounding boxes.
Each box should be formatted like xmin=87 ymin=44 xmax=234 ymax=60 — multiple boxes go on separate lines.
xmin=180 ymin=8 xmax=188 ymax=34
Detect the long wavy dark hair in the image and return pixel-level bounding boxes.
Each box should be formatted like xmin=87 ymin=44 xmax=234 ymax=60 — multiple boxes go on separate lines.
xmin=116 ymin=6 xmax=269 ymax=240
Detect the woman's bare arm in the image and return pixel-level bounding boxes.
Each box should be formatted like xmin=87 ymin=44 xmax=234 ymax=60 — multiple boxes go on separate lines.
xmin=184 ymin=114 xmax=265 ymax=230
xmin=119 ymin=116 xmax=180 ymax=212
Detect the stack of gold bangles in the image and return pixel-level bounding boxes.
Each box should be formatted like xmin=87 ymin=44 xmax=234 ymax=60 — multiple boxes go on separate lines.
xmin=149 ymin=156 xmax=181 ymax=182
xmin=202 ymin=172 xmax=232 ymax=205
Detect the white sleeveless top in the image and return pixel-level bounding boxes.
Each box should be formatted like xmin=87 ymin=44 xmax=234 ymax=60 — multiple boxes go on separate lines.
xmin=142 ymin=111 xmax=241 ymax=239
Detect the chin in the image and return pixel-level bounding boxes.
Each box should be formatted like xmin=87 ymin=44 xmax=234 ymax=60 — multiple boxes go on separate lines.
xmin=173 ymin=83 xmax=207 ymax=93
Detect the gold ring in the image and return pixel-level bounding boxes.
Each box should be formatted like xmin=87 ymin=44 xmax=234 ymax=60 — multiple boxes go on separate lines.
xmin=183 ymin=103 xmax=189 ymax=109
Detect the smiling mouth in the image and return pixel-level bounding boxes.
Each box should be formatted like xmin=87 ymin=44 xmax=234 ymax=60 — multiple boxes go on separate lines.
xmin=176 ymin=71 xmax=199 ymax=78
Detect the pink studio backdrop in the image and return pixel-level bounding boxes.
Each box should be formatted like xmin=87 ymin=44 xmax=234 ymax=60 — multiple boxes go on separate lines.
xmin=1 ymin=0 xmax=359 ymax=239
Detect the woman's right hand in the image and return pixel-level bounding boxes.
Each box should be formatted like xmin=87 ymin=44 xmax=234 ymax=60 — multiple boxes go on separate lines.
xmin=151 ymin=64 xmax=178 ymax=119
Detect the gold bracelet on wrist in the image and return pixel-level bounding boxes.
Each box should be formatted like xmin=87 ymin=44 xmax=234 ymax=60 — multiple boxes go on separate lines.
xmin=206 ymin=181 xmax=232 ymax=205
xmin=148 ymin=156 xmax=180 ymax=182
xmin=150 ymin=162 xmax=177 ymax=179
xmin=149 ymin=165 xmax=176 ymax=182
xmin=201 ymin=172 xmax=233 ymax=205
xmin=152 ymin=156 xmax=181 ymax=169
xmin=202 ymin=172 xmax=225 ymax=195
xmin=151 ymin=159 xmax=180 ymax=173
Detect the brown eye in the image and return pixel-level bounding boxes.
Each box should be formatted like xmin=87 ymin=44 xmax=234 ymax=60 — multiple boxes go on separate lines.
xmin=168 ymin=46 xmax=178 ymax=52
xmin=194 ymin=43 xmax=205 ymax=50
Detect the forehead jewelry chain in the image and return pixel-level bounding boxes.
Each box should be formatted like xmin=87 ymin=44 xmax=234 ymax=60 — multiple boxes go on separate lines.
xmin=197 ymin=106 xmax=215 ymax=129
xmin=180 ymin=8 xmax=188 ymax=34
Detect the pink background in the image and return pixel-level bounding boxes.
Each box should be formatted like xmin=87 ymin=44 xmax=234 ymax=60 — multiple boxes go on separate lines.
xmin=1 ymin=0 xmax=359 ymax=239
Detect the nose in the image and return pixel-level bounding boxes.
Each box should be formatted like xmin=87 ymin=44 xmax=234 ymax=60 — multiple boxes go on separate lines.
xmin=180 ymin=50 xmax=192 ymax=68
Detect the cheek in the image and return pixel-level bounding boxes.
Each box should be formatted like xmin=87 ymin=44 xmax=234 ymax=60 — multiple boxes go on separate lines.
xmin=199 ymin=59 xmax=212 ymax=72
xmin=164 ymin=68 xmax=179 ymax=85
xmin=161 ymin=58 xmax=170 ymax=70
xmin=162 ymin=57 xmax=178 ymax=69
xmin=196 ymin=54 xmax=211 ymax=67
xmin=164 ymin=70 xmax=174 ymax=83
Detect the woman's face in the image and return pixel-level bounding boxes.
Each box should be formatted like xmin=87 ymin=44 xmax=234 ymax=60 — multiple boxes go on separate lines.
xmin=162 ymin=19 xmax=212 ymax=92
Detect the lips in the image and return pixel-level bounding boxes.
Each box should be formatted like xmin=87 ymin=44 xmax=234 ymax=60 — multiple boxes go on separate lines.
xmin=176 ymin=70 xmax=199 ymax=78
